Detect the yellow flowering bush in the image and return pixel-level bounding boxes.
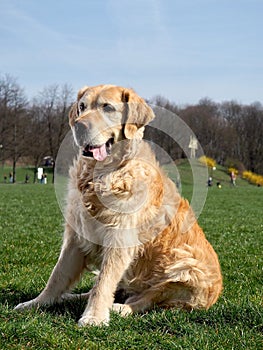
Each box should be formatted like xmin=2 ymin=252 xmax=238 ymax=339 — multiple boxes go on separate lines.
xmin=242 ymin=170 xmax=263 ymax=186
xmin=199 ymin=156 xmax=216 ymax=168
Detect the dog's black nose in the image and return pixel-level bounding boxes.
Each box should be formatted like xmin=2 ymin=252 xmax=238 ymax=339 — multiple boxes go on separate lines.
xmin=74 ymin=121 xmax=87 ymax=146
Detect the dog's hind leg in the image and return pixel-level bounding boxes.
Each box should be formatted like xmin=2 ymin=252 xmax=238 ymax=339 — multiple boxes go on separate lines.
xmin=15 ymin=226 xmax=86 ymax=310
xmin=112 ymin=289 xmax=161 ymax=316
xmin=112 ymin=283 xmax=190 ymax=316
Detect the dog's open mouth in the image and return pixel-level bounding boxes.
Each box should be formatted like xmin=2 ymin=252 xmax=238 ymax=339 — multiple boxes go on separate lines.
xmin=82 ymin=137 xmax=114 ymax=161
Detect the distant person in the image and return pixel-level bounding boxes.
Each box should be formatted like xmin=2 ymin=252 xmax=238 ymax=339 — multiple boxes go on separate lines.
xmin=44 ymin=174 xmax=47 ymax=184
xmin=4 ymin=174 xmax=7 ymax=183
xmin=208 ymin=176 xmax=213 ymax=187
xmin=25 ymin=174 xmax=30 ymax=184
xmin=230 ymin=171 xmax=236 ymax=186
xmin=9 ymin=172 xmax=13 ymax=183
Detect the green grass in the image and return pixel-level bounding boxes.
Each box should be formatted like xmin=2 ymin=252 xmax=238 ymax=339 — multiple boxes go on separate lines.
xmin=0 ymin=164 xmax=262 ymax=349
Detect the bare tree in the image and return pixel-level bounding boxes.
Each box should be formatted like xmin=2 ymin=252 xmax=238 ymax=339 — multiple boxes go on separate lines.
xmin=25 ymin=103 xmax=49 ymax=182
xmin=239 ymin=104 xmax=263 ymax=173
xmin=0 ymin=74 xmax=28 ymax=182
xmin=34 ymin=84 xmax=73 ymax=182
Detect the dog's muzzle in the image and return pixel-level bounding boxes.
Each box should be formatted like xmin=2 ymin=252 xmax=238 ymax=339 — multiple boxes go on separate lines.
xmin=73 ymin=122 xmax=114 ymax=161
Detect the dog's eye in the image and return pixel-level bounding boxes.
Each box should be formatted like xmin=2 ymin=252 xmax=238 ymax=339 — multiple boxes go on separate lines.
xmin=79 ymin=102 xmax=86 ymax=112
xmin=102 ymin=103 xmax=115 ymax=113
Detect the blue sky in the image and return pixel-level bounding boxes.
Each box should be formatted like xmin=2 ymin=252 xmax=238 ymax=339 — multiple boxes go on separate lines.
xmin=0 ymin=0 xmax=262 ymax=104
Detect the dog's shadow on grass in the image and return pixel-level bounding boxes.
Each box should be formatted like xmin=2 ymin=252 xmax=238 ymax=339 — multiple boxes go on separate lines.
xmin=1 ymin=288 xmax=86 ymax=322
xmin=3 ymin=287 xmax=129 ymax=323
xmin=45 ymin=299 xmax=88 ymax=322
xmin=4 ymin=289 xmax=262 ymax=335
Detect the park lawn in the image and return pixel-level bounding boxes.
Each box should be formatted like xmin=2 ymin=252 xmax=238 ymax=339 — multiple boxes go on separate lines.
xmin=0 ymin=167 xmax=262 ymax=349
xmin=0 ymin=166 xmax=54 ymax=184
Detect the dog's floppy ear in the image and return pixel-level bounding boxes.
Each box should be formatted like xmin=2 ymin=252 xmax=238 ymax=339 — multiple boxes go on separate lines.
xmin=77 ymin=86 xmax=89 ymax=101
xmin=122 ymin=89 xmax=155 ymax=139
xmin=68 ymin=86 xmax=89 ymax=126
xmin=68 ymin=102 xmax=78 ymax=126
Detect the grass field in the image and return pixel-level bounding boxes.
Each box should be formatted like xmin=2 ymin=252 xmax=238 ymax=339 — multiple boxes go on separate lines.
xmin=0 ymin=163 xmax=262 ymax=349
xmin=0 ymin=165 xmax=54 ymax=185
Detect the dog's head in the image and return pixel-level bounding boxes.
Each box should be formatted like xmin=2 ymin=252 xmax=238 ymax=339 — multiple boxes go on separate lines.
xmin=69 ymin=85 xmax=155 ymax=161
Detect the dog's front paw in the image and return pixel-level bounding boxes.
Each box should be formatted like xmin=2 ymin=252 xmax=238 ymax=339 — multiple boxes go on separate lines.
xmin=14 ymin=299 xmax=39 ymax=311
xmin=78 ymin=314 xmax=109 ymax=327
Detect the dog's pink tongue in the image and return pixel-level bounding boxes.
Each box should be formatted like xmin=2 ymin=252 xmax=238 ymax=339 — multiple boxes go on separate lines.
xmin=90 ymin=144 xmax=108 ymax=161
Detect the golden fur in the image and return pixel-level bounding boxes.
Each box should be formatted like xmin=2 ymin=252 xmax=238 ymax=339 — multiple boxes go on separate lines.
xmin=15 ymin=85 xmax=222 ymax=326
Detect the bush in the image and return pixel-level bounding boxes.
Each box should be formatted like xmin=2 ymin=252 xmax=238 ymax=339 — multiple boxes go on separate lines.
xmin=199 ymin=156 xmax=216 ymax=168
xmin=242 ymin=170 xmax=263 ymax=186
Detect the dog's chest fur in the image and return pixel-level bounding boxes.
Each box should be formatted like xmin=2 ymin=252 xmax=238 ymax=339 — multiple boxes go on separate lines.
xmin=75 ymin=142 xmax=163 ymax=220
xmin=66 ymin=142 xmax=179 ymax=248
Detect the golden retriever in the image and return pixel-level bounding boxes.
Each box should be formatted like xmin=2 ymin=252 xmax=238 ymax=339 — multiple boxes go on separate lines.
xmin=15 ymin=85 xmax=222 ymax=326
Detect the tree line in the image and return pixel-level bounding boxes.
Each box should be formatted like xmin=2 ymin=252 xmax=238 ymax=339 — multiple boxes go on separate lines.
xmin=149 ymin=95 xmax=263 ymax=175
xmin=0 ymin=74 xmax=262 ymax=183
xmin=0 ymin=74 xmax=73 ymax=182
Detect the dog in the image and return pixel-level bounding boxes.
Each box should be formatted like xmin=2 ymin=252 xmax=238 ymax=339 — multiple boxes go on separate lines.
xmin=15 ymin=85 xmax=222 ymax=326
